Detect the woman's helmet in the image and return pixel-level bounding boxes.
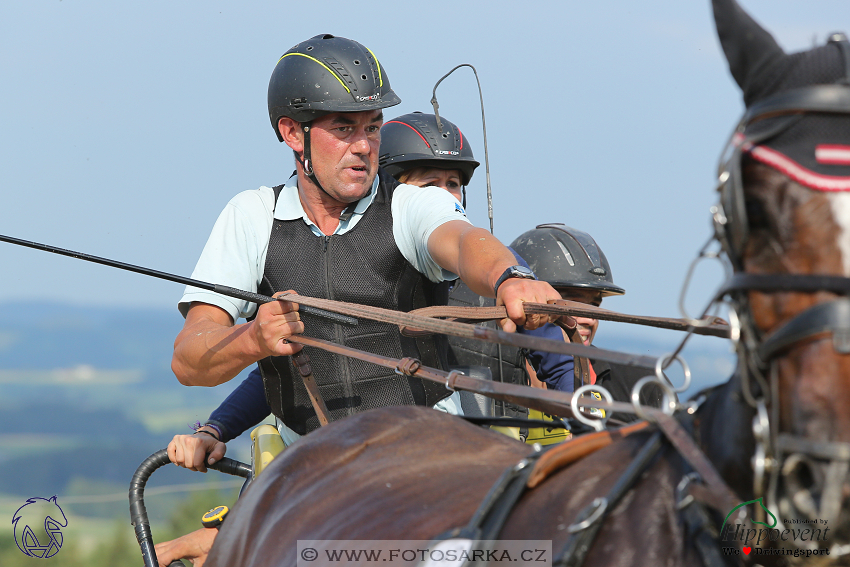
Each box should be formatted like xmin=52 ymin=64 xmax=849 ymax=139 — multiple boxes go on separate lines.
xmin=268 ymin=34 xmax=401 ymax=141
xmin=510 ymin=224 xmax=625 ymax=296
xmin=379 ymin=112 xmax=480 ymax=185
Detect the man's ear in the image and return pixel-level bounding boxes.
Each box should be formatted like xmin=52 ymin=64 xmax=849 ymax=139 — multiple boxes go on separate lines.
xmin=278 ymin=117 xmax=304 ymax=153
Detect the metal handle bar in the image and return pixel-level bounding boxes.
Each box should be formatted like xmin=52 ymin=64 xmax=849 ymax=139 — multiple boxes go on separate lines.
xmin=128 ymin=448 xmax=251 ymax=567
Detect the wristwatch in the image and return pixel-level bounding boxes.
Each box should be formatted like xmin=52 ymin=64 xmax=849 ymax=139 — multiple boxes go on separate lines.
xmin=201 ymin=505 xmax=229 ymax=529
xmin=494 ymin=265 xmax=536 ymax=295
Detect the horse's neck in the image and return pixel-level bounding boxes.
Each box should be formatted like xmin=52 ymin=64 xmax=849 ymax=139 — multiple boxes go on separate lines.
xmin=695 ymin=373 xmax=757 ymax=501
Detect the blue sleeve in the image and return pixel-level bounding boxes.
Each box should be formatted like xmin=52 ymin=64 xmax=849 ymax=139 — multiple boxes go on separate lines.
xmin=521 ymin=324 xmax=576 ymax=392
xmin=508 ymin=247 xmax=576 ymax=392
xmin=207 ymin=366 xmax=271 ymax=442
xmin=507 ymin=246 xmax=530 ymax=269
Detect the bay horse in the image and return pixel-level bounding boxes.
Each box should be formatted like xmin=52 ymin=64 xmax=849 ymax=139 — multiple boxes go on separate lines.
xmin=205 ymin=1 xmax=850 ymax=565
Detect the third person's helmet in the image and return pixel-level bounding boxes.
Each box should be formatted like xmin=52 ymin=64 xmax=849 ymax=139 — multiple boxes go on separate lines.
xmin=510 ymin=224 xmax=625 ymax=296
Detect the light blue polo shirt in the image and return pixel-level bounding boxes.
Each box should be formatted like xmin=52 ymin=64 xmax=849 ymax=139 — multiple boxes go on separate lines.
xmin=179 ymin=174 xmax=470 ymax=321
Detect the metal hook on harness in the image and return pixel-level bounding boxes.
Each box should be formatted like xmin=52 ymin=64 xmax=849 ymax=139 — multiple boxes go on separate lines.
xmin=444 ymin=370 xmax=462 ymax=392
xmin=678 ymin=234 xmax=729 ymax=326
xmin=567 ymin=497 xmax=608 ymax=533
xmin=631 ymin=376 xmax=676 ymax=421
xmin=570 ymin=384 xmax=613 ymax=432
xmin=655 ymin=353 xmax=692 ymax=394
xmin=394 ymin=357 xmax=421 ymax=377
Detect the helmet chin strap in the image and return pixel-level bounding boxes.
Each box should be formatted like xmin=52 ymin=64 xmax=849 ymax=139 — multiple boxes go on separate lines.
xmin=296 ymin=122 xmax=334 ymax=199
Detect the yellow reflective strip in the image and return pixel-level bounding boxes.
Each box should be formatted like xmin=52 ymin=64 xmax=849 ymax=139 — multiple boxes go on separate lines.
xmin=279 ymin=53 xmax=351 ymax=93
xmin=365 ymin=47 xmax=383 ymax=87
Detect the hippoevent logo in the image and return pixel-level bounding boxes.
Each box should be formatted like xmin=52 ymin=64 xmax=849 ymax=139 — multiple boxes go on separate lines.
xmin=720 ymin=497 xmax=831 ymax=559
xmin=12 ymin=496 xmax=68 ymax=559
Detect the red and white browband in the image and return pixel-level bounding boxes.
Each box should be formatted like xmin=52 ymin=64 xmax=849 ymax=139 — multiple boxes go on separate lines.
xmin=734 ymin=133 xmax=850 ymax=192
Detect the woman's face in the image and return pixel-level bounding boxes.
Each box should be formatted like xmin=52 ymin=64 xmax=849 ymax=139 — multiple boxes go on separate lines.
xmin=402 ymin=168 xmax=464 ymax=202
xmin=557 ymin=288 xmax=603 ymax=345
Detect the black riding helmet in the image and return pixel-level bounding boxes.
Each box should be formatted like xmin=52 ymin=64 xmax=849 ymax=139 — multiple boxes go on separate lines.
xmin=379 ymin=112 xmax=480 ymax=186
xmin=268 ymin=34 xmax=401 ymax=139
xmin=510 ymin=224 xmax=625 ymax=297
xmin=268 ymin=35 xmax=401 ymax=194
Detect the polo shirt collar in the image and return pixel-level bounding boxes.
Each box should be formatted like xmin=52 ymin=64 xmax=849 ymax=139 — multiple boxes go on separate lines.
xmin=273 ymin=174 xmax=378 ymax=223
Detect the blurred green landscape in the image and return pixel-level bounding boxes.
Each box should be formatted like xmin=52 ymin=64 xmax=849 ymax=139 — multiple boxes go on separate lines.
xmin=0 ymin=302 xmax=260 ymax=566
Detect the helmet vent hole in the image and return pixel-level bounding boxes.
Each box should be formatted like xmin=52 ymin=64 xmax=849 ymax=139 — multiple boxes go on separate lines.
xmin=306 ymin=46 xmax=314 ymax=51
xmin=442 ymin=133 xmax=449 ymax=138
xmin=361 ymin=74 xmax=368 ymax=80
xmin=354 ymin=60 xmax=361 ymax=65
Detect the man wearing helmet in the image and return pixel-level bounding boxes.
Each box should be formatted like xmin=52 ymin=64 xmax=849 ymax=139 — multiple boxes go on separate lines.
xmin=165 ymin=112 xmax=570 ymax=465
xmin=160 ymin=78 xmax=558 ymax=560
xmin=171 ymin=36 xmax=558 ymax=447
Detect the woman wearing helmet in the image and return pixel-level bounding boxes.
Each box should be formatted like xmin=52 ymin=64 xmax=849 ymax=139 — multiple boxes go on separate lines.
xmin=379 ymin=111 xmax=479 ymax=205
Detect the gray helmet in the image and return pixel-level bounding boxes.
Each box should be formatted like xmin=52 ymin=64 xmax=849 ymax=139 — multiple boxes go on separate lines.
xmin=510 ymin=224 xmax=625 ymax=297
xmin=268 ymin=34 xmax=401 ymax=141
xmin=379 ymin=112 xmax=480 ymax=185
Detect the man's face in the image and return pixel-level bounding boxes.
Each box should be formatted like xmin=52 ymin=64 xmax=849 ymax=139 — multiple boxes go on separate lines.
xmin=287 ymin=110 xmax=383 ymax=204
xmin=558 ymin=288 xmax=602 ymax=346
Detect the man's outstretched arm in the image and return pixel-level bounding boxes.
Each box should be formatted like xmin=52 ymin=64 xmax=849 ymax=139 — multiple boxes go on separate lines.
xmin=427 ymin=220 xmax=560 ymax=331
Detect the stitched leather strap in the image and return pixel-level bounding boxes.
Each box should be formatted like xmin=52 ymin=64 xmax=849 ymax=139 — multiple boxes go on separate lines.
xmin=405 ymin=300 xmax=730 ymax=338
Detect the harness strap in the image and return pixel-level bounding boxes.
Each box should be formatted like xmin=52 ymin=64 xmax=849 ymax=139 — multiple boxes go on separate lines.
xmin=758 ymin=298 xmax=850 ymax=360
xmin=405 ymin=300 xmax=731 ymax=338
xmin=526 ymin=421 xmax=649 ymax=488
xmin=655 ymin=414 xmax=741 ymax=514
xmin=555 ymin=431 xmax=665 ymax=567
xmin=717 ymin=272 xmax=850 ymax=297
xmin=276 ymin=292 xmax=662 ymax=369
xmin=428 ymin=447 xmax=545 ymax=553
xmin=292 ymin=351 xmax=331 ymax=426
xmin=679 ymin=496 xmax=733 ymax=567
xmin=287 ymin=334 xmax=640 ymax=420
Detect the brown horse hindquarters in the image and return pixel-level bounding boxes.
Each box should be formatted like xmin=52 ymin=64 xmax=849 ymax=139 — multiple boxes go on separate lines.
xmin=207 ymin=406 xmax=703 ymax=567
xmin=206 ymin=406 xmax=533 ymax=567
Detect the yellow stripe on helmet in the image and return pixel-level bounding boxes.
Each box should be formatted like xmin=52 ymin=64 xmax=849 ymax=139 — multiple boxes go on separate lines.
xmin=278 ymin=53 xmax=351 ymax=93
xmin=365 ymin=47 xmax=383 ymax=88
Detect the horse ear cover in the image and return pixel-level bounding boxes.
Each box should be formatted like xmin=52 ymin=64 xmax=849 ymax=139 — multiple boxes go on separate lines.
xmin=712 ymin=0 xmax=786 ymax=105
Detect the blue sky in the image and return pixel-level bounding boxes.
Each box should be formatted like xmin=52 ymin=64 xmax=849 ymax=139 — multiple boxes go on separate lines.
xmin=0 ymin=1 xmax=844 ymax=328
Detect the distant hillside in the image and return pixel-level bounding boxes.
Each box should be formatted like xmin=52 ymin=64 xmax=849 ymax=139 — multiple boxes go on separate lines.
xmin=0 ymin=302 xmax=252 ymax=507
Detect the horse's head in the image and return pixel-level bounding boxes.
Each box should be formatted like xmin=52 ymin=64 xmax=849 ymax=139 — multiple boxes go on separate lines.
xmin=712 ymin=0 xmax=850 ymax=549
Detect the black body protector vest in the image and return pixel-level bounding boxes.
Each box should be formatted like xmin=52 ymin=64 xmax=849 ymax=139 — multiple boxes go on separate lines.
xmin=445 ymin=281 xmax=530 ymax=418
xmin=256 ymin=170 xmax=450 ymax=434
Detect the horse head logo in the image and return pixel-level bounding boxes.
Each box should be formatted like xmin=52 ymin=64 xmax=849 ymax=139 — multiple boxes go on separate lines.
xmin=12 ymin=496 xmax=68 ymax=558
xmin=722 ymin=497 xmax=778 ymax=534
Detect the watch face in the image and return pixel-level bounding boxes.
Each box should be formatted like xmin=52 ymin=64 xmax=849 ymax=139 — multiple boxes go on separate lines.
xmin=511 ymin=266 xmax=535 ymax=278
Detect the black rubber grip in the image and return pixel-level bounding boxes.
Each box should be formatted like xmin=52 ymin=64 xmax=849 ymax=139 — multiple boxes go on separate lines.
xmin=129 ymin=449 xmax=251 ymax=567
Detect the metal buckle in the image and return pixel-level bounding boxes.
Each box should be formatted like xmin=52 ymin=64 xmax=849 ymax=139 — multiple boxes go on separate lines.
xmin=567 ymin=497 xmax=608 ymax=533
